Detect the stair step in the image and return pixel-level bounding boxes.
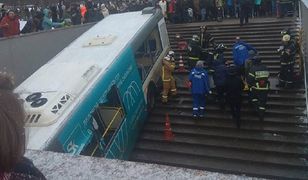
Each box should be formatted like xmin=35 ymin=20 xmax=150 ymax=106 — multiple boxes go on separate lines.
xmin=131 ymin=149 xmax=308 ymax=179
xmin=155 ymin=104 xmax=306 ymax=117
xmin=175 ymin=90 xmax=306 ymax=100
xmin=162 ymin=97 xmax=306 ymax=108
xmin=151 ymin=109 xmax=308 ymax=125
xmin=139 ymin=131 xmax=308 ymax=157
xmin=143 ymin=123 xmax=308 ymax=145
xmin=135 ymin=140 xmax=308 ymax=169
xmin=148 ymin=115 xmax=308 ymax=135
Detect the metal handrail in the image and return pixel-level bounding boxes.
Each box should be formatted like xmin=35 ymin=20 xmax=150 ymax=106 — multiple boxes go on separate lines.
xmin=90 ymin=107 xmax=123 ymax=156
xmin=102 ymin=107 xmax=122 ymax=138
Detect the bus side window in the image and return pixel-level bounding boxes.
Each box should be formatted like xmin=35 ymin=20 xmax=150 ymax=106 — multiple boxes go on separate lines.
xmin=148 ymin=39 xmax=156 ymax=52
xmin=82 ymin=85 xmax=125 ymax=157
xmin=134 ymin=27 xmax=163 ymax=82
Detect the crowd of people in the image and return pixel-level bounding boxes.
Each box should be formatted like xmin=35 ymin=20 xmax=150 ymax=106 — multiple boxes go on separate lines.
xmin=161 ymin=26 xmax=299 ymax=128
xmin=158 ymin=0 xmax=297 ymax=24
xmin=0 ymin=0 xmax=152 ymax=38
xmin=0 ymin=0 xmax=298 ymax=38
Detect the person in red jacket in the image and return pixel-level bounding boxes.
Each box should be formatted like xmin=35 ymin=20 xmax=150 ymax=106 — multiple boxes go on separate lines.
xmin=0 ymin=10 xmax=20 ymax=37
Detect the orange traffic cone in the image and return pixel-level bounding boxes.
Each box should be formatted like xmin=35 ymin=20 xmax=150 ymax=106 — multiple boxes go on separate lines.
xmin=178 ymin=41 xmax=188 ymax=51
xmin=164 ymin=113 xmax=174 ymax=141
xmin=184 ymin=79 xmax=191 ymax=88
xmin=178 ymin=55 xmax=187 ymax=72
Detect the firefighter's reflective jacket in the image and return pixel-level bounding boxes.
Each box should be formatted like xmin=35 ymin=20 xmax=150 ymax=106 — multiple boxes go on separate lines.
xmin=162 ymin=59 xmax=175 ymax=81
xmin=247 ymin=64 xmax=270 ymax=91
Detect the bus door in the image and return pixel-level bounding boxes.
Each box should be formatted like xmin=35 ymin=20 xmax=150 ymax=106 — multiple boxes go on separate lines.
xmin=81 ymin=85 xmax=125 ymax=157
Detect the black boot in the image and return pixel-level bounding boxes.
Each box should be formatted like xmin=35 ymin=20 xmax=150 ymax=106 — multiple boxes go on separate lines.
xmin=258 ymin=111 xmax=264 ymax=122
xmin=236 ymin=118 xmax=241 ymax=129
xmin=276 ymin=81 xmax=285 ymax=88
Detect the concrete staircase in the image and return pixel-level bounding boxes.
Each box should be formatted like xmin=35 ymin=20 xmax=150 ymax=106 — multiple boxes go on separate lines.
xmin=130 ymin=18 xmax=308 ymax=179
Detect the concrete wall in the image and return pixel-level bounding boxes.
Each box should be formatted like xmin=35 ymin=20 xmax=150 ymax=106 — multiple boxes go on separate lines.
xmin=300 ymin=0 xmax=308 ymax=117
xmin=301 ymin=1 xmax=308 ymax=69
xmin=0 ymin=23 xmax=94 ymax=86
xmin=25 ymin=150 xmax=260 ymax=180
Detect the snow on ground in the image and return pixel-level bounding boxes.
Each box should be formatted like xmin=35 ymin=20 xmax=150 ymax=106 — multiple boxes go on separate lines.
xmin=25 ymin=150 xmax=265 ymax=180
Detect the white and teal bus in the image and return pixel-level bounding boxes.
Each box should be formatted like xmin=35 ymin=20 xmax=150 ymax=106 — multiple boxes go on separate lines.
xmin=15 ymin=7 xmax=169 ymax=159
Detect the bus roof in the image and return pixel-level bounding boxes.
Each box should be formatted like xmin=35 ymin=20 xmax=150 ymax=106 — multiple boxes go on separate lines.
xmin=15 ymin=11 xmax=154 ymax=150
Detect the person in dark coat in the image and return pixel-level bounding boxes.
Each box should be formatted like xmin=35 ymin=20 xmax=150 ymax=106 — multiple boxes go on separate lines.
xmin=212 ymin=46 xmax=227 ymax=109
xmin=238 ymin=0 xmax=252 ymax=26
xmin=199 ymin=25 xmax=215 ymax=49
xmin=175 ymin=0 xmax=184 ymax=23
xmin=50 ymin=5 xmax=58 ymax=22
xmin=71 ymin=3 xmax=82 ymax=25
xmin=0 ymin=73 xmax=46 ymax=180
xmin=188 ymin=35 xmax=202 ymax=69
xmin=225 ymin=64 xmax=244 ymax=128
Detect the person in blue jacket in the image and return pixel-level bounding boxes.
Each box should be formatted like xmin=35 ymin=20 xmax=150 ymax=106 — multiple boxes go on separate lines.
xmin=42 ymin=8 xmax=64 ymax=30
xmin=232 ymin=37 xmax=257 ymax=74
xmin=189 ymin=61 xmax=211 ymax=119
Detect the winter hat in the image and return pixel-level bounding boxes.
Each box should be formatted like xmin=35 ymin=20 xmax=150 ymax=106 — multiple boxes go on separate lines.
xmin=195 ymin=61 xmax=204 ymax=68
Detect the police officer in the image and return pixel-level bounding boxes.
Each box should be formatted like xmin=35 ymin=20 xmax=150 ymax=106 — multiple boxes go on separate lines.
xmin=247 ymin=56 xmax=270 ymax=121
xmin=188 ymin=35 xmax=202 ymax=69
xmin=161 ymin=55 xmax=177 ymax=103
xmin=225 ymin=63 xmax=243 ymax=128
xmin=189 ymin=61 xmax=210 ymax=119
xmin=277 ymin=34 xmax=296 ymax=88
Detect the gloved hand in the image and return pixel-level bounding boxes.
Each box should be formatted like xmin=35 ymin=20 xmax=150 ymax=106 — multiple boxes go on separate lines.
xmin=208 ymin=90 xmax=212 ymax=94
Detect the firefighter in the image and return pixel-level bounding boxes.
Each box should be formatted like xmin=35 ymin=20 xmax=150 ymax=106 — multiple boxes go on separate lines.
xmin=200 ymin=26 xmax=216 ymax=70
xmin=188 ymin=35 xmax=202 ymax=69
xmin=161 ymin=55 xmax=177 ymax=103
xmin=189 ymin=61 xmax=210 ymax=118
xmin=277 ymin=34 xmax=296 ymax=88
xmin=281 ymin=28 xmax=299 ymax=53
xmin=246 ymin=56 xmax=270 ymax=121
